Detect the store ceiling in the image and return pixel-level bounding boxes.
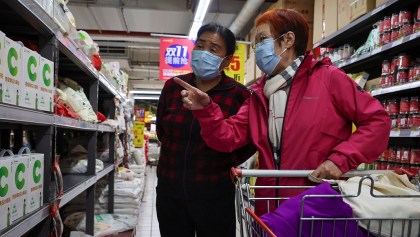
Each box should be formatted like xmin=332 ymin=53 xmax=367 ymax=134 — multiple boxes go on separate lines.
xmin=67 ymin=0 xmax=274 ymax=93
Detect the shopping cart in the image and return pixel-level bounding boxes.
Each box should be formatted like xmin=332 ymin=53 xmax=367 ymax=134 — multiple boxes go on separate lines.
xmin=231 ymin=168 xmax=420 ymax=237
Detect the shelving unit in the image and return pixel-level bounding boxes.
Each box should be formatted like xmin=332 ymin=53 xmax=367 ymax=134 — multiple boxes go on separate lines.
xmin=313 ymin=0 xmax=420 ymax=168
xmin=0 ymin=0 xmax=126 ymax=236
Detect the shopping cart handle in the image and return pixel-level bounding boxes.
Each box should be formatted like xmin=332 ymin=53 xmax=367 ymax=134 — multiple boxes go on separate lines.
xmin=231 ymin=167 xmax=393 ymax=178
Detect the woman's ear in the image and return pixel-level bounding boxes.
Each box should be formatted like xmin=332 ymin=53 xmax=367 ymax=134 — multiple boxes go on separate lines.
xmin=285 ymin=31 xmax=295 ymax=48
xmin=222 ymin=55 xmax=233 ymax=69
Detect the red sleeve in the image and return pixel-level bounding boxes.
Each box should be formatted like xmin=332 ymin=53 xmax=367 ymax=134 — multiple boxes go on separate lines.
xmin=192 ymin=98 xmax=252 ymax=152
xmin=327 ymin=68 xmax=391 ymax=173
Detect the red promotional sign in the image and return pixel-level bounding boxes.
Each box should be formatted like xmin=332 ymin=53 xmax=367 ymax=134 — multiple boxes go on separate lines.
xmin=159 ymin=38 xmax=195 ymax=80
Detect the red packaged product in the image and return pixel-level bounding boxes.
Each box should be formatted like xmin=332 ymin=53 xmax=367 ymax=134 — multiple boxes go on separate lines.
xmin=391 ymin=13 xmax=399 ymax=30
xmin=410 ymin=148 xmax=420 ymax=165
xmin=382 ymin=60 xmax=390 ymax=75
xmin=398 ymin=10 xmax=411 ymax=26
xmin=379 ymin=20 xmax=384 ymax=34
xmin=397 ymin=53 xmax=411 ymax=69
xmin=382 ymin=31 xmax=391 ymax=45
xmin=388 ymin=98 xmax=399 ymax=115
xmin=399 ymin=97 xmax=410 ymax=114
xmin=410 ymin=96 xmax=419 ymax=113
xmin=401 ymin=147 xmax=411 ymax=164
xmin=390 ymin=114 xmax=398 ymax=129
xmin=396 ymin=69 xmax=409 ymax=84
xmin=383 ymin=15 xmax=391 ymax=32
xmin=398 ymin=114 xmax=408 ymax=129
xmin=409 ymin=67 xmax=415 ymax=82
xmin=391 ymin=29 xmax=399 ymax=42
xmin=399 ymin=23 xmax=413 ymax=38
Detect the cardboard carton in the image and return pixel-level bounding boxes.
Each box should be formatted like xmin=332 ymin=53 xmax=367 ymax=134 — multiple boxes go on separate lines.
xmin=0 ymin=31 xmax=5 ymax=104
xmin=39 ymin=57 xmax=54 ymax=112
xmin=20 ymin=47 xmax=41 ymax=110
xmin=338 ymin=0 xmax=352 ymax=29
xmin=26 ymin=153 xmax=44 ymax=214
xmin=313 ymin=0 xmax=338 ymax=43
xmin=0 ymin=150 xmax=14 ymax=231
xmin=3 ymin=37 xmax=21 ymax=106
xmin=9 ymin=150 xmax=29 ymax=223
xmin=350 ymin=0 xmax=375 ymax=22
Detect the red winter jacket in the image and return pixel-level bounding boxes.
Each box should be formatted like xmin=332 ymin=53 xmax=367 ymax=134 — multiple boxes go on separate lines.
xmin=193 ymin=51 xmax=391 ymax=215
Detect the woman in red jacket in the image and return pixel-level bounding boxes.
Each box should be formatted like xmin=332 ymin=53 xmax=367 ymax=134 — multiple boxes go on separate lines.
xmin=174 ymin=8 xmax=391 ymax=216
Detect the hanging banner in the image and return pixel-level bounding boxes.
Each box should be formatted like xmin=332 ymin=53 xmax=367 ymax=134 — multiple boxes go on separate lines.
xmin=224 ymin=43 xmax=246 ymax=84
xmin=159 ymin=38 xmax=195 ymax=80
xmin=133 ymin=121 xmax=145 ymax=147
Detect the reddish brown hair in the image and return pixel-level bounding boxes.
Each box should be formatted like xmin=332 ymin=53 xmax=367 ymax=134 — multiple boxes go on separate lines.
xmin=255 ymin=8 xmax=309 ymax=56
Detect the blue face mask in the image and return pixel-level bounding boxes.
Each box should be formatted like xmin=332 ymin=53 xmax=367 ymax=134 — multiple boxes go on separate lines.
xmin=255 ymin=37 xmax=287 ymax=75
xmin=191 ymin=50 xmax=224 ymax=81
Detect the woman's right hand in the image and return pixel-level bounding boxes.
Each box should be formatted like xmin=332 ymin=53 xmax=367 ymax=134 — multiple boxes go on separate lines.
xmin=174 ymin=77 xmax=211 ymax=110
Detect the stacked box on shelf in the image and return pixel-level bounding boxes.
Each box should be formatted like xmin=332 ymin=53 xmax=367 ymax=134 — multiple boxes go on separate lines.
xmin=26 ymin=153 xmax=44 ymax=214
xmin=39 ymin=57 xmax=54 ymax=112
xmin=20 ymin=47 xmax=41 ymax=110
xmin=3 ymin=37 xmax=21 ymax=106
xmin=9 ymin=151 xmax=29 ymax=224
xmin=0 ymin=31 xmax=4 ymax=104
xmin=0 ymin=151 xmax=13 ymax=231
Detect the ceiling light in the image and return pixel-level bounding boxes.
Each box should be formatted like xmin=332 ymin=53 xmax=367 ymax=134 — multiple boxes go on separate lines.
xmin=130 ymin=90 xmax=161 ymax=95
xmin=188 ymin=0 xmax=211 ymax=39
xmin=133 ymin=96 xmax=160 ymax=100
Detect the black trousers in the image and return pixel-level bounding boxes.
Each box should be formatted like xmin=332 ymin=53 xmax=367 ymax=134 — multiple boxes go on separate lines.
xmin=156 ymin=190 xmax=236 ymax=237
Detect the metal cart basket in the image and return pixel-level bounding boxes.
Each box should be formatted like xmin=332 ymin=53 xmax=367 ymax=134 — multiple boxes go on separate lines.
xmin=231 ymin=168 xmax=420 ymax=237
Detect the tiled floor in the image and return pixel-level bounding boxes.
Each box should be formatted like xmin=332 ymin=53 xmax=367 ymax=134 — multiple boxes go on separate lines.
xmin=136 ymin=165 xmax=160 ymax=237
xmin=136 ymin=165 xmax=242 ymax=237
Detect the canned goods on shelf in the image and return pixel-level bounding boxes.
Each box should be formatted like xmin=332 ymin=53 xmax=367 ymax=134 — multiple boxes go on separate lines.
xmin=398 ymin=10 xmax=412 ymax=26
xmin=397 ymin=53 xmax=411 ymax=69
xmin=391 ymin=28 xmax=399 ymax=42
xmin=408 ymin=113 xmax=414 ymax=128
xmin=396 ymin=69 xmax=409 ymax=84
xmin=416 ymin=5 xmax=420 ymax=22
xmin=414 ymin=21 xmax=420 ymax=33
xmin=401 ymin=147 xmax=411 ymax=164
xmin=398 ymin=114 xmax=408 ymax=129
xmin=390 ymin=114 xmax=398 ymax=129
xmin=409 ymin=67 xmax=416 ymax=82
xmin=388 ymin=98 xmax=400 ymax=115
xmin=411 ymin=148 xmax=420 ymax=165
xmin=396 ymin=147 xmax=403 ymax=163
xmin=389 ymin=147 xmax=397 ymax=162
xmin=391 ymin=13 xmax=399 ymax=30
xmin=382 ymin=60 xmax=390 ymax=75
xmin=413 ymin=113 xmax=420 ymax=129
xmin=379 ymin=20 xmax=384 ymax=34
xmin=415 ymin=63 xmax=420 ymax=80
xmin=399 ymin=23 xmax=413 ymax=38
xmin=391 ymin=56 xmax=399 ymax=73
xmin=382 ymin=31 xmax=391 ymax=45
xmin=383 ymin=15 xmax=391 ymax=32
xmin=410 ymin=96 xmax=419 ymax=113
xmin=400 ymin=97 xmax=410 ymax=114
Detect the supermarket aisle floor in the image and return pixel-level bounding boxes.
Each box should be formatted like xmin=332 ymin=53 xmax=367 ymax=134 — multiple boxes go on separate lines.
xmin=136 ymin=165 xmax=160 ymax=237
xmin=136 ymin=165 xmax=241 ymax=237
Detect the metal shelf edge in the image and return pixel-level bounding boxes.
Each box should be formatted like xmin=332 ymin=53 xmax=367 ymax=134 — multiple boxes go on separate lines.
xmin=98 ymin=124 xmax=115 ymax=133
xmin=313 ymin=0 xmax=399 ymax=48
xmin=390 ymin=129 xmax=420 ymax=137
xmin=336 ymin=32 xmax=420 ymax=69
xmin=0 ymin=104 xmax=54 ymax=125
xmin=97 ymin=163 xmax=116 ymax=181
xmin=54 ymin=115 xmax=98 ymax=131
xmin=372 ymin=81 xmax=420 ymax=96
xmin=60 ymin=175 xmax=96 ymax=207
xmin=0 ymin=205 xmax=50 ymax=237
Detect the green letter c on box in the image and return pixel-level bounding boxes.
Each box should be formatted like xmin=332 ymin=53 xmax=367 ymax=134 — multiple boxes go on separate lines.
xmin=8 ymin=47 xmax=18 ymax=76
xmin=28 ymin=56 xmax=37 ymax=82
xmin=15 ymin=163 xmax=25 ymax=190
xmin=33 ymin=160 xmax=41 ymax=183
xmin=0 ymin=167 xmax=9 ymax=197
xmin=43 ymin=63 xmax=51 ymax=87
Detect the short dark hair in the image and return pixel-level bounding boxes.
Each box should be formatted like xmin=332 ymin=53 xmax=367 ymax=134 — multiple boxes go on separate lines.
xmin=196 ymin=23 xmax=237 ymax=56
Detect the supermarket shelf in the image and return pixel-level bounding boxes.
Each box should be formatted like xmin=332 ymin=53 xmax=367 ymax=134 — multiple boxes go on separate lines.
xmin=98 ymin=124 xmax=115 ymax=133
xmin=57 ymin=31 xmax=98 ymax=80
xmin=0 ymin=104 xmax=54 ymax=125
xmin=97 ymin=162 xmax=115 ymax=180
xmin=0 ymin=205 xmax=50 ymax=237
xmin=54 ymin=115 xmax=97 ymax=131
xmin=390 ymin=129 xmax=420 ymax=137
xmin=313 ymin=0 xmax=414 ymax=48
xmin=99 ymin=73 xmax=126 ymax=102
xmin=60 ymin=163 xmax=114 ymax=207
xmin=335 ymin=32 xmax=420 ymax=71
xmin=60 ymin=174 xmax=96 ymax=207
xmin=3 ymin=0 xmax=59 ymax=36
xmin=371 ymin=80 xmax=420 ymax=96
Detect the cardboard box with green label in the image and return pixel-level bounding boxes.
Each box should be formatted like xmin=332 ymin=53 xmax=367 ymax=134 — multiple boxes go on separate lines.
xmin=0 ymin=31 xmax=5 ymax=104
xmin=0 ymin=150 xmax=15 ymax=231
xmin=26 ymin=153 xmax=44 ymax=214
xmin=39 ymin=57 xmax=54 ymax=112
xmin=20 ymin=47 xmax=40 ymax=110
xmin=10 ymin=152 xmax=29 ymax=223
xmin=3 ymin=37 xmax=21 ymax=106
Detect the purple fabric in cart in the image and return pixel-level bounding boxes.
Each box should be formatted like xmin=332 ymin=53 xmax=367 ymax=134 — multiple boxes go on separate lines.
xmin=259 ymin=182 xmax=366 ymax=237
